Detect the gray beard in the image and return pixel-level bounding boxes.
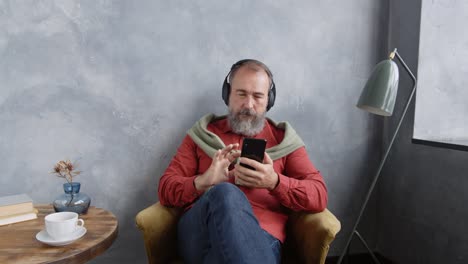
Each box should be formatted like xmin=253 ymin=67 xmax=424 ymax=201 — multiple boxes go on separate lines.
xmin=227 ymin=108 xmax=266 ymax=137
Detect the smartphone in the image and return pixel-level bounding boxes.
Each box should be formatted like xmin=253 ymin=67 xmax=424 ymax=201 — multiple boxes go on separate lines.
xmin=240 ymin=138 xmax=267 ymax=170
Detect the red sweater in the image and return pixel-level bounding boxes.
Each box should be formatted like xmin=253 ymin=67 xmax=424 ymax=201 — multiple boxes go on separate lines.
xmin=158 ymin=117 xmax=327 ymax=242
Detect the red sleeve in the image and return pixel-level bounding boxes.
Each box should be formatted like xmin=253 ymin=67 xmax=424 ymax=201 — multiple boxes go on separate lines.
xmin=158 ymin=135 xmax=204 ymax=208
xmin=269 ymin=146 xmax=328 ymax=212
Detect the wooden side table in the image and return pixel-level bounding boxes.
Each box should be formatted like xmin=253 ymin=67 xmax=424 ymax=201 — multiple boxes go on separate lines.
xmin=0 ymin=205 xmax=118 ymax=264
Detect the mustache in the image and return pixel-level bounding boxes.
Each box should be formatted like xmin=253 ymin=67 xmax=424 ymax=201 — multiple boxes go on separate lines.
xmin=238 ymin=108 xmax=256 ymax=116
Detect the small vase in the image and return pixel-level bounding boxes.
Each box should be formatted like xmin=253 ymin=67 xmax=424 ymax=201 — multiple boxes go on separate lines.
xmin=53 ymin=182 xmax=91 ymax=214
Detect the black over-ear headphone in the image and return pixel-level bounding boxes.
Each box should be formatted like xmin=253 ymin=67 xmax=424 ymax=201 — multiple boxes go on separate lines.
xmin=222 ymin=59 xmax=276 ymax=111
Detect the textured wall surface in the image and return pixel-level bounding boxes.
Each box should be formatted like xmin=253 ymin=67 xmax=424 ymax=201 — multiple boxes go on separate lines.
xmin=0 ymin=1 xmax=387 ymax=262
xmin=378 ymin=0 xmax=468 ymax=263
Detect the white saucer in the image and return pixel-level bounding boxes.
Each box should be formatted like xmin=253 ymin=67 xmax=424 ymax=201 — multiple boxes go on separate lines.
xmin=36 ymin=226 xmax=87 ymax=246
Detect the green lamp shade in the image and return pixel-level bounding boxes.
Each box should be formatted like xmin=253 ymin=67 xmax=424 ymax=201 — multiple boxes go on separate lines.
xmin=357 ymin=59 xmax=399 ymax=116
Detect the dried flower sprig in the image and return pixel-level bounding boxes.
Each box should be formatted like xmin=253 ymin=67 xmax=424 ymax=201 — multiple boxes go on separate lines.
xmin=51 ymin=159 xmax=81 ymax=183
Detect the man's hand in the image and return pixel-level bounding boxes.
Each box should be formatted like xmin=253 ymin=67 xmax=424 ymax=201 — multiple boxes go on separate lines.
xmin=194 ymin=144 xmax=240 ymax=192
xmin=233 ymin=152 xmax=279 ymax=190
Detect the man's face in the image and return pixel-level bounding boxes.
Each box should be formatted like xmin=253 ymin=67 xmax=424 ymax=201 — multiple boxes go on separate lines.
xmin=227 ymin=66 xmax=270 ymax=136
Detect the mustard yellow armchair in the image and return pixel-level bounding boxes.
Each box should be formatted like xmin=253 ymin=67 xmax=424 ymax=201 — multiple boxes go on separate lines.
xmin=136 ymin=202 xmax=340 ymax=264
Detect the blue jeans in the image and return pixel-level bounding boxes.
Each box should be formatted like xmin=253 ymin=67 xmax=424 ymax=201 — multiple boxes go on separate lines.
xmin=177 ymin=182 xmax=281 ymax=264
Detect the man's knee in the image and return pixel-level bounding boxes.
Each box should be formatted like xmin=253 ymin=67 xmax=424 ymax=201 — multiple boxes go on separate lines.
xmin=207 ymin=182 xmax=249 ymax=210
xmin=208 ymin=182 xmax=243 ymax=198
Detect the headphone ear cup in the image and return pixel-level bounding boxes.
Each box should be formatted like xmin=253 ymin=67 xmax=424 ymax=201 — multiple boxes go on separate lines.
xmin=266 ymin=82 xmax=276 ymax=111
xmin=222 ymin=77 xmax=230 ymax=106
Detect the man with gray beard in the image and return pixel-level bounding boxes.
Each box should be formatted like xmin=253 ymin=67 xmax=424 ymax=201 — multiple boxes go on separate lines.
xmin=158 ymin=59 xmax=327 ymax=264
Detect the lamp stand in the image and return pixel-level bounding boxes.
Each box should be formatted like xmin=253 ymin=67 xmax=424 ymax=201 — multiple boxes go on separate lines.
xmin=337 ymin=50 xmax=417 ymax=264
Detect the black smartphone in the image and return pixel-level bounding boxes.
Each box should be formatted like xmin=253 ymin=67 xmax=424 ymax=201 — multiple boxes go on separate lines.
xmin=240 ymin=138 xmax=267 ymax=170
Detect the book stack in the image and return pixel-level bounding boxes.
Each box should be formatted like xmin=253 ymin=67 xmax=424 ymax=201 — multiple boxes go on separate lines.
xmin=0 ymin=194 xmax=37 ymax=226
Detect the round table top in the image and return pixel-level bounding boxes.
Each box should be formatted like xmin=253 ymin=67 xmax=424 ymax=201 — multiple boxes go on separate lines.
xmin=0 ymin=204 xmax=118 ymax=264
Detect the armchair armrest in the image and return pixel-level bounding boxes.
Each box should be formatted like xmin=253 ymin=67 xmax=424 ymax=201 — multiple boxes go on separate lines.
xmin=135 ymin=202 xmax=182 ymax=264
xmin=286 ymin=209 xmax=341 ymax=264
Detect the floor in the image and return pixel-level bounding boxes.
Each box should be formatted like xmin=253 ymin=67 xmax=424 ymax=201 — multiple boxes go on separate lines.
xmin=326 ymin=253 xmax=396 ymax=264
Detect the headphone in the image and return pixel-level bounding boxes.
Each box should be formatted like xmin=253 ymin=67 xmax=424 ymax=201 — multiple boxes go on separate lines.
xmin=222 ymin=59 xmax=276 ymax=111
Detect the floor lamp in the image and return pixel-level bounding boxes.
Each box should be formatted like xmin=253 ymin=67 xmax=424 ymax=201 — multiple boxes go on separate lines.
xmin=337 ymin=48 xmax=418 ymax=264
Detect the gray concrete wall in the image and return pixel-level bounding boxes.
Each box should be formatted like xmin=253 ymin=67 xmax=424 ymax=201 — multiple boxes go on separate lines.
xmin=378 ymin=0 xmax=468 ymax=263
xmin=0 ymin=1 xmax=387 ymax=262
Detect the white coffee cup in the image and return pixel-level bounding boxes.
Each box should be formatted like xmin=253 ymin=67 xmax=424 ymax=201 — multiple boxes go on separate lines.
xmin=45 ymin=212 xmax=85 ymax=240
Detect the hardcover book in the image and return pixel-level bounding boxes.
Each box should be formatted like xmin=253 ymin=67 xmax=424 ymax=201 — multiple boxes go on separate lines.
xmin=0 ymin=209 xmax=38 ymax=226
xmin=0 ymin=194 xmax=34 ymax=217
